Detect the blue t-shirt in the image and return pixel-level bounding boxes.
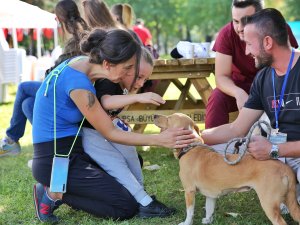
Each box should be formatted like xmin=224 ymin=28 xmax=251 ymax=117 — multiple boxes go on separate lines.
xmin=33 ymin=59 xmax=96 ymax=143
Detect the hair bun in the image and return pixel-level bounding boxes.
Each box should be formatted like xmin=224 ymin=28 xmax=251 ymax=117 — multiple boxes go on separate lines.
xmin=80 ymin=28 xmax=107 ymax=53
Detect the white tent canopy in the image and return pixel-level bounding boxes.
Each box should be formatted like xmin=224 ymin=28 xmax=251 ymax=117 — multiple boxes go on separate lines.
xmin=0 ymin=0 xmax=58 ymax=58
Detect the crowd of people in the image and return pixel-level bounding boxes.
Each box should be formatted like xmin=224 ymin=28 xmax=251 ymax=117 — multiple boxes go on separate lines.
xmin=1 ymin=0 xmax=300 ymax=223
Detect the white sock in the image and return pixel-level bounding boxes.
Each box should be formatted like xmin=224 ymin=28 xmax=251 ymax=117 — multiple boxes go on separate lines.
xmin=45 ymin=188 xmax=55 ymax=202
xmin=140 ymin=195 xmax=153 ymax=206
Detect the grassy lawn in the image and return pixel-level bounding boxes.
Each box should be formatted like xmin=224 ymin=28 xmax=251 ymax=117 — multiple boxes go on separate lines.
xmin=0 ymin=84 xmax=297 ymax=225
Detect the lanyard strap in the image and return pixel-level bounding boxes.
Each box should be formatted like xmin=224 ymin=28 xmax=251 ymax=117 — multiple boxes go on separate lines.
xmin=44 ymin=56 xmax=87 ymax=158
xmin=271 ymin=48 xmax=295 ymax=129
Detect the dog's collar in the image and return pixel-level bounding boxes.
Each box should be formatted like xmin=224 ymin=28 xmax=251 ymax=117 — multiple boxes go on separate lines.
xmin=178 ymin=142 xmax=214 ymax=159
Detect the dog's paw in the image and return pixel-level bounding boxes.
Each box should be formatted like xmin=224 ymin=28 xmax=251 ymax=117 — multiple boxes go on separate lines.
xmin=202 ymin=217 xmax=213 ymax=224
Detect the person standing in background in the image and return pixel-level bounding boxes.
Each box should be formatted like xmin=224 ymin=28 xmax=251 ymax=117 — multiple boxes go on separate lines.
xmin=133 ymin=18 xmax=153 ymax=46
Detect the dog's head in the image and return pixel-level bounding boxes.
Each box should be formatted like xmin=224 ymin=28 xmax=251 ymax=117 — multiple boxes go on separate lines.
xmin=153 ymin=113 xmax=203 ymax=157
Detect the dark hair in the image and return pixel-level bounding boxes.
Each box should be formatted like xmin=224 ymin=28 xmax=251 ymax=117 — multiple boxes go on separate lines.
xmin=46 ymin=0 xmax=88 ymax=75
xmin=82 ymin=0 xmax=118 ymax=29
xmin=81 ymin=28 xmax=140 ymax=63
xmin=242 ymin=8 xmax=288 ymax=47
xmin=55 ymin=0 xmax=88 ymax=42
xmin=232 ymin=0 xmax=264 ymax=12
xmin=81 ymin=28 xmax=141 ymax=82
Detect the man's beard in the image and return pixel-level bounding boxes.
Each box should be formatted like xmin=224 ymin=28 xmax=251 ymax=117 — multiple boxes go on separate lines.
xmin=255 ymin=48 xmax=273 ymax=70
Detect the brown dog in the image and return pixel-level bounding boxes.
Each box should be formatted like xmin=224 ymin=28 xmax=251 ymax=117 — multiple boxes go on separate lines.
xmin=153 ymin=113 xmax=300 ymax=225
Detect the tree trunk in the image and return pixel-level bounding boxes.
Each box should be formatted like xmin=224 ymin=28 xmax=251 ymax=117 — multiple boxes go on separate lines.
xmin=163 ymin=35 xmax=169 ymax=55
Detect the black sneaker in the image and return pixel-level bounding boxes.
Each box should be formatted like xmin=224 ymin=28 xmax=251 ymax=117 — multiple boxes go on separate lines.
xmin=33 ymin=183 xmax=62 ymax=223
xmin=137 ymin=199 xmax=176 ymax=218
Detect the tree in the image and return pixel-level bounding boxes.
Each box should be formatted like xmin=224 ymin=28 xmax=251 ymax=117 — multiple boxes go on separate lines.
xmin=282 ymin=0 xmax=300 ymax=21
xmin=107 ymin=0 xmax=232 ymax=54
xmin=24 ymin=0 xmax=298 ymax=56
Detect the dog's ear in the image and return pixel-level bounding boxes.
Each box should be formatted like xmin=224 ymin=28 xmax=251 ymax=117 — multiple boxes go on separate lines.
xmin=193 ymin=123 xmax=200 ymax=135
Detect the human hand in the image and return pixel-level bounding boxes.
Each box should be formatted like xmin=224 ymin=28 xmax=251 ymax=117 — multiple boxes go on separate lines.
xmin=137 ymin=92 xmax=166 ymax=106
xmin=235 ymin=89 xmax=248 ymax=111
xmin=158 ymin=128 xmax=195 ymax=148
xmin=248 ymin=135 xmax=272 ymax=160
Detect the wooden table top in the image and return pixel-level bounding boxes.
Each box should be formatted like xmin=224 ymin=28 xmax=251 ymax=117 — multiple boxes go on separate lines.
xmin=150 ymin=58 xmax=215 ymax=80
xmin=154 ymin=58 xmax=215 ymax=66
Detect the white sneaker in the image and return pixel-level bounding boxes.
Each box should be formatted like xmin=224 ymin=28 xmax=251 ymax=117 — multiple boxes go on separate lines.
xmin=0 ymin=136 xmax=21 ymax=157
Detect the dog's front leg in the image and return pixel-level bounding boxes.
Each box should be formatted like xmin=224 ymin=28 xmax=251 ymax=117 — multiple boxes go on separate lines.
xmin=178 ymin=190 xmax=196 ymax=225
xmin=202 ymin=197 xmax=216 ymax=224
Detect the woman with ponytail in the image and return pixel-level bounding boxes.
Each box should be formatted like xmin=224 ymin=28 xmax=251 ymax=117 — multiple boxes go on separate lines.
xmin=111 ymin=3 xmax=135 ymax=29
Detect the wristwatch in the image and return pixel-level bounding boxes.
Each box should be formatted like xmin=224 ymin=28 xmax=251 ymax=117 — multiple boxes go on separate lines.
xmin=269 ymin=144 xmax=279 ymax=159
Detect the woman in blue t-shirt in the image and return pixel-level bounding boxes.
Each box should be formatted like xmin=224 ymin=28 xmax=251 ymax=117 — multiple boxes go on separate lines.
xmin=32 ymin=28 xmax=195 ymax=223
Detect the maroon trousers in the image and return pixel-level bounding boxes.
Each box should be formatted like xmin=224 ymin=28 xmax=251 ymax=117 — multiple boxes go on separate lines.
xmin=205 ymin=82 xmax=251 ymax=129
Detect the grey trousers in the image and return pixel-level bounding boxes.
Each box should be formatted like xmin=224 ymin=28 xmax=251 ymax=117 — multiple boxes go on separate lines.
xmin=82 ymin=127 xmax=149 ymax=203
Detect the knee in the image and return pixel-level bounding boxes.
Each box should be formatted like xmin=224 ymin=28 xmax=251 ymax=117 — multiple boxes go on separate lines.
xmin=17 ymin=82 xmax=26 ymax=94
xmin=22 ymin=97 xmax=35 ymax=123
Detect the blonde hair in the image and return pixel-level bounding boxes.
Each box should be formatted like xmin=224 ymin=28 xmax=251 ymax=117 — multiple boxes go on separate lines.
xmin=82 ymin=0 xmax=119 ymax=29
xmin=111 ymin=3 xmax=135 ymax=29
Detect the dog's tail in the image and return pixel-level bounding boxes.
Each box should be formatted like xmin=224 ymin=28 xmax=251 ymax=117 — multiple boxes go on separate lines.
xmin=285 ymin=174 xmax=300 ymax=223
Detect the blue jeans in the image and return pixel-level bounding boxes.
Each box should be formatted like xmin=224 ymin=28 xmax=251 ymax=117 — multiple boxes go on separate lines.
xmin=6 ymin=81 xmax=41 ymax=142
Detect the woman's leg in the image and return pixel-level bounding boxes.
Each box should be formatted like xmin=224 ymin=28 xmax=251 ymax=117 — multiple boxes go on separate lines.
xmin=64 ymin=152 xmax=138 ymax=220
xmin=81 ymin=128 xmax=175 ymax=218
xmin=22 ymin=97 xmax=35 ymax=124
xmin=5 ymin=81 xmax=41 ymax=141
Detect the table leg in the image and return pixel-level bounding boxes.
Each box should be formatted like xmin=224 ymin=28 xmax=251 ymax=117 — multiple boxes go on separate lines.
xmin=190 ymin=78 xmax=212 ymax=106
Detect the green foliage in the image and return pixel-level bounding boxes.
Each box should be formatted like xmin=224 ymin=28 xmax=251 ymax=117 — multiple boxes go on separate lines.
xmin=107 ymin=0 xmax=232 ymax=53
xmin=283 ymin=0 xmax=300 ymax=21
xmin=22 ymin=0 xmax=300 ymax=55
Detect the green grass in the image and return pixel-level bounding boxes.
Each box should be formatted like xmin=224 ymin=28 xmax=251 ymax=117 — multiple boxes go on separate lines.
xmin=0 ymin=85 xmax=297 ymax=225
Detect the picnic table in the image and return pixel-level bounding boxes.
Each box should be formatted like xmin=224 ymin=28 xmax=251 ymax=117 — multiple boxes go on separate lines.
xmin=119 ymin=57 xmax=215 ymax=133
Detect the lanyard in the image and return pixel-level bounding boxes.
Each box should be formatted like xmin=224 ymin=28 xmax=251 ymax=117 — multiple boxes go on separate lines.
xmin=271 ymin=48 xmax=295 ymax=129
xmin=44 ymin=56 xmax=87 ymax=158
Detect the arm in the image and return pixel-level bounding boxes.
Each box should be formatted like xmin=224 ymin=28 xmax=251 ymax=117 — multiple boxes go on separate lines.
xmin=202 ymin=107 xmax=263 ymax=145
xmin=70 ymin=89 xmax=194 ymax=148
xmin=101 ymin=92 xmax=165 ymax=110
xmin=248 ymin=136 xmax=300 ymax=160
xmin=215 ymin=52 xmax=249 ymax=110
